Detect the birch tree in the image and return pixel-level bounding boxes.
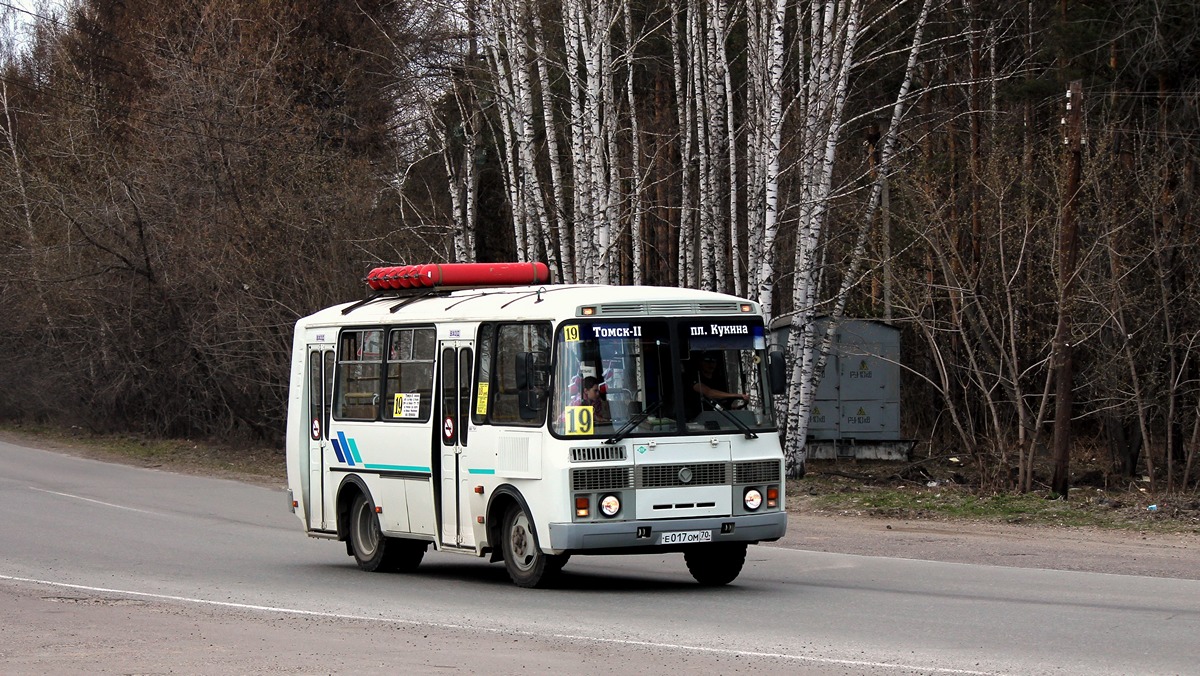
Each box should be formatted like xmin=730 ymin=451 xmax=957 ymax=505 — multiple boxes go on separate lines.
xmin=781 ymin=0 xmax=937 ymax=475
xmin=746 ymin=0 xmax=789 ymax=317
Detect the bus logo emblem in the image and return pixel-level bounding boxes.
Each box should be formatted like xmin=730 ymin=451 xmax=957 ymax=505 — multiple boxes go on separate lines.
xmin=678 ymin=467 xmax=693 ymax=484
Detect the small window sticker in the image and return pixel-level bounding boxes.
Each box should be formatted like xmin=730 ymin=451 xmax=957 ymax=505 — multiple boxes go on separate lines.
xmin=393 ymin=392 xmax=422 ymax=418
xmin=475 ymin=383 xmax=489 ymax=415
xmin=563 ymin=325 xmax=580 ymax=342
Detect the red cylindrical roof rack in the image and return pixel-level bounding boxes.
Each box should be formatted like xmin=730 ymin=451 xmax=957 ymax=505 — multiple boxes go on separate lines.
xmin=365 ymin=262 xmax=550 ymax=291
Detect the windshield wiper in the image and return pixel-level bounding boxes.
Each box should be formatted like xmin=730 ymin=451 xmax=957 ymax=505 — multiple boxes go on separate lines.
xmin=700 ymin=396 xmax=759 ymax=439
xmin=605 ymin=400 xmax=663 ymax=445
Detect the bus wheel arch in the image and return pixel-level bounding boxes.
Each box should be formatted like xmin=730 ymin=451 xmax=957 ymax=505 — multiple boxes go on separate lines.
xmin=484 ymin=486 xmax=524 ymax=562
xmin=335 ymin=475 xmax=371 ymax=546
xmin=336 ymin=476 xmax=426 ymax=573
xmin=486 ymin=486 xmax=564 ymax=587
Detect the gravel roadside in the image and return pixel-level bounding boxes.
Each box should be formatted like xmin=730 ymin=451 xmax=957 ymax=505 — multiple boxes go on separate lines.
xmin=777 ymin=509 xmax=1200 ymax=580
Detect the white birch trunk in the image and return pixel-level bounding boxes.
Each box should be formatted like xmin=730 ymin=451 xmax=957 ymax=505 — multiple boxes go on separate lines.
xmin=750 ymin=0 xmax=788 ymax=324
xmin=585 ymin=0 xmax=609 ymax=283
xmin=564 ymin=0 xmax=590 ymax=282
xmin=704 ymin=0 xmax=728 ymax=290
xmin=623 ymin=0 xmax=644 ymax=285
xmin=602 ymin=2 xmax=620 ymax=283
xmin=531 ymin=7 xmax=570 ymax=278
xmin=671 ymin=0 xmax=694 ymax=287
xmin=436 ymin=115 xmax=469 ymax=262
xmin=722 ymin=2 xmax=741 ymax=297
xmin=509 ymin=0 xmax=554 ymax=268
xmin=481 ymin=0 xmax=530 ymax=261
xmin=691 ymin=1 xmax=713 ymax=290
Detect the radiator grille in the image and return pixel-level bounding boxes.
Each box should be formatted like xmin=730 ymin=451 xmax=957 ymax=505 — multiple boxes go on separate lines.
xmin=640 ymin=462 xmax=728 ymax=488
xmin=570 ymin=445 xmax=627 ymax=463
xmin=571 ymin=466 xmax=634 ymax=491
xmin=734 ymin=460 xmax=781 ymax=484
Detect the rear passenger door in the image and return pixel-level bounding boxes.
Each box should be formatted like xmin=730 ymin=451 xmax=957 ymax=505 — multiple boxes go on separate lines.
xmin=305 ymin=345 xmax=334 ymax=530
xmin=438 ymin=339 xmax=474 ymax=547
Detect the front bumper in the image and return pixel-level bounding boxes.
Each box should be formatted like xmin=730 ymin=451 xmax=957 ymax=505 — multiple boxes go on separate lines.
xmin=547 ymin=511 xmax=786 ymax=552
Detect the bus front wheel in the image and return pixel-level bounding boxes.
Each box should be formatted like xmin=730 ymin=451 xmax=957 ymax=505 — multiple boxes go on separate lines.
xmin=349 ymin=493 xmax=425 ymax=573
xmin=684 ymin=542 xmax=747 ymax=586
xmin=501 ymin=504 xmax=563 ymax=588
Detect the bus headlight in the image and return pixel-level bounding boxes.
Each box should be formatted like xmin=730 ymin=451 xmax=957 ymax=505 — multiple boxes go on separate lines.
xmin=743 ymin=488 xmax=763 ymax=511
xmin=599 ymin=494 xmax=621 ymax=517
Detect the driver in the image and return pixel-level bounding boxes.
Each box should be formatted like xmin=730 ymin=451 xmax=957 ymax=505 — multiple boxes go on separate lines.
xmin=687 ymin=352 xmax=749 ymax=418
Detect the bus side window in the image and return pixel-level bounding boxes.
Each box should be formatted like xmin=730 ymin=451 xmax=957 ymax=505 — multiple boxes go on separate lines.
xmin=383 ymin=327 xmax=435 ymax=422
xmin=335 ymin=329 xmax=382 ymax=420
xmin=489 ymin=323 xmax=550 ymax=425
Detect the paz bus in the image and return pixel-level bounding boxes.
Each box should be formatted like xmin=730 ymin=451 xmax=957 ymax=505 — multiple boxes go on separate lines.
xmin=284 ymin=262 xmax=788 ymax=587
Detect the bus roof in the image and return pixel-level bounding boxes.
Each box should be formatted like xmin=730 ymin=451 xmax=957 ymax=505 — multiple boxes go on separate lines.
xmin=296 ymin=283 xmax=762 ymax=329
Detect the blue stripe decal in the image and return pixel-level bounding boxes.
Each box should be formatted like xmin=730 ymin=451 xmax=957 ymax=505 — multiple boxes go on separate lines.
xmin=331 ymin=438 xmax=346 ymax=463
xmin=347 ymin=437 xmax=363 ymax=464
xmin=467 ymin=468 xmax=496 ymax=475
xmin=336 ymin=431 xmax=355 ymax=467
xmin=364 ymin=464 xmax=432 ymax=473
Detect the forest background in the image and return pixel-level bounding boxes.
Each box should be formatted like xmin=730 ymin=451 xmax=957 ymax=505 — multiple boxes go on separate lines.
xmin=0 ymin=0 xmax=1196 ymax=495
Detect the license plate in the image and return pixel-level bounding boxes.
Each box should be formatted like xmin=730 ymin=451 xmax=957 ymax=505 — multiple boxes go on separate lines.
xmin=659 ymin=530 xmax=712 ymax=545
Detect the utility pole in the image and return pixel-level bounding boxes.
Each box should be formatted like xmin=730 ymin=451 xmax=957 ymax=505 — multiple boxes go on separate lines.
xmin=1051 ymin=80 xmax=1083 ymax=498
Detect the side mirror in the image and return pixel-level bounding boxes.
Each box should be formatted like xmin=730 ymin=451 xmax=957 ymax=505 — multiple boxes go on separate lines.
xmin=768 ymin=350 xmax=787 ymax=395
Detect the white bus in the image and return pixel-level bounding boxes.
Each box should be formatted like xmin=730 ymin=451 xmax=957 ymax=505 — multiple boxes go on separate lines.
xmin=285 ymin=262 xmax=788 ymax=587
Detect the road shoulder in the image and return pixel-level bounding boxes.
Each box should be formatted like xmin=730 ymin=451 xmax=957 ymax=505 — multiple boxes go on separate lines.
xmin=773 ymin=512 xmax=1200 ymax=579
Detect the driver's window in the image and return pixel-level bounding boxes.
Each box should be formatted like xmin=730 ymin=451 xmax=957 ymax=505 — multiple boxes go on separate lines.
xmin=488 ymin=323 xmax=549 ymax=425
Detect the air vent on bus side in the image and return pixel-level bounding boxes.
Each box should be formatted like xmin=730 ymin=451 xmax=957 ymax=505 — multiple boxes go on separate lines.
xmin=570 ymin=445 xmax=627 ymax=463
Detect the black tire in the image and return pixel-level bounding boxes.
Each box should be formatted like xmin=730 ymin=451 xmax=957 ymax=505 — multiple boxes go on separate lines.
xmin=348 ymin=493 xmax=426 ymax=573
xmin=684 ymin=543 xmax=748 ymax=586
xmin=546 ymin=553 xmax=571 ymax=573
xmin=500 ymin=503 xmax=563 ymax=588
xmin=381 ymin=538 xmax=427 ymax=573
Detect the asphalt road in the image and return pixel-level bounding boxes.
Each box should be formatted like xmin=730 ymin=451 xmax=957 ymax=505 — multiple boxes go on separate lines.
xmin=2 ymin=438 xmax=1198 ymax=675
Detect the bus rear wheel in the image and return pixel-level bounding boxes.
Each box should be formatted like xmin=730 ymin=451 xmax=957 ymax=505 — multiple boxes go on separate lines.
xmin=684 ymin=543 xmax=747 ymax=586
xmin=501 ymin=504 xmax=564 ymax=588
xmin=349 ymin=493 xmax=425 ymax=573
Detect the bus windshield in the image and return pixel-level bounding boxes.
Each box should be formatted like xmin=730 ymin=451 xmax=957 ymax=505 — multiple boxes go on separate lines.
xmin=551 ymin=318 xmax=776 ymax=438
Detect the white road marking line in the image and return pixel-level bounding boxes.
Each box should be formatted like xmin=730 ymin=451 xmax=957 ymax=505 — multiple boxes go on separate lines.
xmin=0 ymin=574 xmax=1000 ymax=675
xmin=27 ymin=487 xmax=153 ymax=514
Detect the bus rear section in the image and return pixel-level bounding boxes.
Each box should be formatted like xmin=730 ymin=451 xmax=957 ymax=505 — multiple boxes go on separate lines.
xmin=285 ymin=264 xmax=787 ymax=588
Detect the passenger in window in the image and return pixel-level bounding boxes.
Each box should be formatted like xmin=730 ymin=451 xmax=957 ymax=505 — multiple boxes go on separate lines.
xmin=572 ymin=376 xmax=610 ymax=423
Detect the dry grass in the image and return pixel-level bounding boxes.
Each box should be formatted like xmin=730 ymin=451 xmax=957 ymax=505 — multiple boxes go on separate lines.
xmin=792 ymin=458 xmax=1200 ymax=534
xmin=0 ymin=423 xmax=285 ymax=487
